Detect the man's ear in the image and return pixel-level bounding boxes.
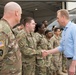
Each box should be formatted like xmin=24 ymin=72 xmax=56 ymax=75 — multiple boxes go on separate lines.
xmin=26 ymin=23 xmax=29 ymax=27
xmin=15 ymin=11 xmax=18 ymax=16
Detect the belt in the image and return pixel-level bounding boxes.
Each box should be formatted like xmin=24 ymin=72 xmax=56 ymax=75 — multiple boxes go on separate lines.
xmin=67 ymin=57 xmax=73 ymax=60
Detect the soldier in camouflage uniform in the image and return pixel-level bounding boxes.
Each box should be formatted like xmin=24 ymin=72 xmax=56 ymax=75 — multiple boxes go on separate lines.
xmin=45 ymin=30 xmax=54 ymax=75
xmin=0 ymin=2 xmax=22 ymax=75
xmin=62 ymin=53 xmax=67 ymax=73
xmin=34 ymin=23 xmax=52 ymax=75
xmin=13 ymin=23 xmax=24 ymax=36
xmin=50 ymin=27 xmax=63 ymax=75
xmin=42 ymin=20 xmax=48 ymax=28
xmin=17 ymin=17 xmax=42 ymax=75
xmin=60 ymin=29 xmax=67 ymax=73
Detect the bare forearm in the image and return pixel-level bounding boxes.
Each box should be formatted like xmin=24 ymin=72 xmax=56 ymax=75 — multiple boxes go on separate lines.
xmin=47 ymin=47 xmax=60 ymax=55
xmin=42 ymin=47 xmax=60 ymax=57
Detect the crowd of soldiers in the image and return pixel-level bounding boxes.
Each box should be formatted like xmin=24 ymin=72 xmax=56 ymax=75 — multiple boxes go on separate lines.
xmin=13 ymin=17 xmax=67 ymax=75
xmin=0 ymin=1 xmax=68 ymax=75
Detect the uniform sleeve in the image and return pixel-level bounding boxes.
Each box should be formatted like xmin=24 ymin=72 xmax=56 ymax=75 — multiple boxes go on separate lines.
xmin=50 ymin=38 xmax=53 ymax=49
xmin=0 ymin=32 xmax=8 ymax=61
xmin=50 ymin=37 xmax=55 ymax=49
xmin=12 ymin=28 xmax=19 ymax=36
xmin=47 ymin=40 xmax=53 ymax=50
xmin=37 ymin=36 xmax=48 ymax=50
xmin=18 ymin=35 xmax=42 ymax=57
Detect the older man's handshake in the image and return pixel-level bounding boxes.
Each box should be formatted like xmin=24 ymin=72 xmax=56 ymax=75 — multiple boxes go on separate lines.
xmin=42 ymin=48 xmax=60 ymax=57
xmin=42 ymin=50 xmax=48 ymax=57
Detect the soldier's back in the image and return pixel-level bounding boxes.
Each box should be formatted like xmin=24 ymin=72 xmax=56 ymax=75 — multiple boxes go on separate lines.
xmin=0 ymin=19 xmax=22 ymax=75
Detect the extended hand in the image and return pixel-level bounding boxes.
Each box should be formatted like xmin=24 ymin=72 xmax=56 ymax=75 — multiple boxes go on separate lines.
xmin=42 ymin=50 xmax=49 ymax=57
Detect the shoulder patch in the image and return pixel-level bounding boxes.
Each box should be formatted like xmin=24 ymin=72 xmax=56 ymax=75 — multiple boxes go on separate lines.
xmin=0 ymin=41 xmax=4 ymax=47
xmin=0 ymin=41 xmax=5 ymax=60
xmin=0 ymin=49 xmax=3 ymax=56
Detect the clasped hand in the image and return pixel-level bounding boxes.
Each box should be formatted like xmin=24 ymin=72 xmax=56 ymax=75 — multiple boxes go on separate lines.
xmin=41 ymin=50 xmax=49 ymax=57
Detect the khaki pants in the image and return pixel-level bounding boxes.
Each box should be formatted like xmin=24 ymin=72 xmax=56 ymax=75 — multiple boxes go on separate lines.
xmin=67 ymin=59 xmax=76 ymax=75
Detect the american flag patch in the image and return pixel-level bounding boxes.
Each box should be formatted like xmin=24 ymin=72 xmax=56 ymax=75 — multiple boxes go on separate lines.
xmin=0 ymin=41 xmax=4 ymax=47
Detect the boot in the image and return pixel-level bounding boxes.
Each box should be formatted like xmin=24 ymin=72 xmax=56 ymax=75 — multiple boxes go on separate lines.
xmin=62 ymin=69 xmax=67 ymax=73
xmin=57 ymin=70 xmax=64 ymax=75
xmin=53 ymin=71 xmax=56 ymax=75
xmin=62 ymin=67 xmax=67 ymax=73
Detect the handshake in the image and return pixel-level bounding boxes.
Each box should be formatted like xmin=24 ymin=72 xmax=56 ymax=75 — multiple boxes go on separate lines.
xmin=41 ymin=50 xmax=51 ymax=57
xmin=41 ymin=48 xmax=57 ymax=57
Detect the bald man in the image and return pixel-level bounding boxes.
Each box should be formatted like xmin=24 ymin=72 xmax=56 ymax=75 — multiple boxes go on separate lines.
xmin=0 ymin=2 xmax=22 ymax=75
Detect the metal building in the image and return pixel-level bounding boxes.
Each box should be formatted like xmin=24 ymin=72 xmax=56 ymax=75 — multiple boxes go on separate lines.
xmin=0 ymin=0 xmax=76 ymax=22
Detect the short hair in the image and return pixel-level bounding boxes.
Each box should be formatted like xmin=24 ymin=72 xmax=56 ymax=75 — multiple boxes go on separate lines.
xmin=54 ymin=27 xmax=61 ymax=32
xmin=42 ymin=20 xmax=47 ymax=23
xmin=34 ymin=22 xmax=43 ymax=32
xmin=52 ymin=25 xmax=56 ymax=31
xmin=4 ymin=2 xmax=22 ymax=13
xmin=22 ymin=17 xmax=34 ymax=26
xmin=57 ymin=9 xmax=69 ymax=19
xmin=45 ymin=30 xmax=52 ymax=35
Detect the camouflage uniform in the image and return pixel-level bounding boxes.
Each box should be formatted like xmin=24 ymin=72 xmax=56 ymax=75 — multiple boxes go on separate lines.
xmin=45 ymin=38 xmax=54 ymax=75
xmin=51 ymin=34 xmax=62 ymax=75
xmin=13 ymin=27 xmax=20 ymax=36
xmin=17 ymin=30 xmax=42 ymax=75
xmin=0 ymin=19 xmax=22 ymax=75
xmin=34 ymin=32 xmax=52 ymax=75
xmin=62 ymin=53 xmax=67 ymax=73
